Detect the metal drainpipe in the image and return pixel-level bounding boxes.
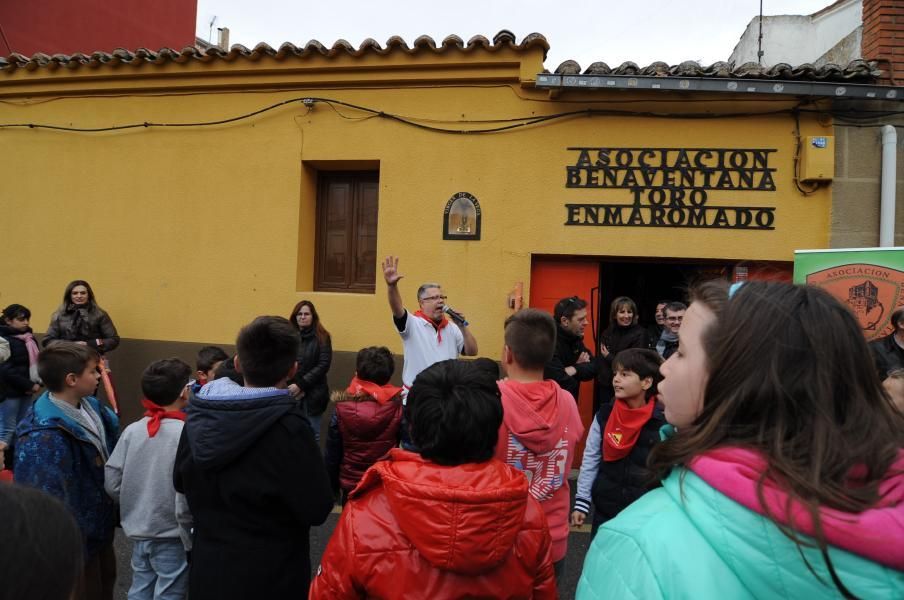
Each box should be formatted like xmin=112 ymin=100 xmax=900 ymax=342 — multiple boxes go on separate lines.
xmin=880 ymin=125 xmax=897 ymax=247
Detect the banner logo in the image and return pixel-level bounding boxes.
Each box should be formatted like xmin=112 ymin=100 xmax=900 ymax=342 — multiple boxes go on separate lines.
xmin=806 ymin=263 xmax=904 ymax=340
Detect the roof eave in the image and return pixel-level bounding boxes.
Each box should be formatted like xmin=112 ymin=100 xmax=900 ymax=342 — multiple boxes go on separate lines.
xmin=535 ymin=73 xmax=903 ymax=102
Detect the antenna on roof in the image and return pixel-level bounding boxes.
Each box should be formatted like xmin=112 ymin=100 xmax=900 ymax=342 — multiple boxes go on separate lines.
xmin=757 ymin=0 xmax=764 ymax=65
xmin=208 ymin=16 xmax=218 ymax=45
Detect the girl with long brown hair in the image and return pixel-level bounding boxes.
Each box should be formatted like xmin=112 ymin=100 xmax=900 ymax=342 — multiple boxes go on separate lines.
xmin=43 ymin=280 xmax=119 ymax=353
xmin=288 ymin=300 xmax=332 ymax=442
xmin=577 ymin=281 xmax=903 ymax=599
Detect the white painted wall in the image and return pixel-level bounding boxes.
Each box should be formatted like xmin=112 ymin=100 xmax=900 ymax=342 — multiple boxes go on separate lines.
xmin=729 ymin=0 xmax=862 ymax=65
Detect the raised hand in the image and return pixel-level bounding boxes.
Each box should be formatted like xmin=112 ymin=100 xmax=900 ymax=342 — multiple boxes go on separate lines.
xmin=382 ymin=256 xmax=404 ymax=286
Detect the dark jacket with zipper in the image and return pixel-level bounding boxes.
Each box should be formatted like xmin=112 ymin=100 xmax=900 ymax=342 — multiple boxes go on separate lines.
xmin=173 ymin=378 xmax=334 ymax=600
xmin=599 ymin=324 xmax=652 ymax=387
xmin=291 ymin=328 xmax=332 ymax=416
xmin=544 ymin=326 xmax=598 ymax=401
xmin=0 ymin=325 xmax=36 ymax=396
xmin=43 ymin=305 xmax=119 ymax=353
xmin=590 ymin=401 xmax=665 ymax=523
xmin=324 ymin=390 xmax=403 ymax=494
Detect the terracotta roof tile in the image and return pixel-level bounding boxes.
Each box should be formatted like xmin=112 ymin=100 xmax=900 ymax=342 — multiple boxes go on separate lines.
xmin=0 ymin=30 xmax=550 ymax=73
xmin=1 ymin=29 xmax=878 ymax=83
xmin=549 ymin=58 xmax=880 ymax=83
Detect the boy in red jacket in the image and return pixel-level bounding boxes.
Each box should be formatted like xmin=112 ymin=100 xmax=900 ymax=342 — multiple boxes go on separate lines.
xmin=310 ymin=359 xmax=556 ymax=599
xmin=495 ymin=308 xmax=585 ymax=583
xmin=324 ymin=346 xmax=403 ymax=503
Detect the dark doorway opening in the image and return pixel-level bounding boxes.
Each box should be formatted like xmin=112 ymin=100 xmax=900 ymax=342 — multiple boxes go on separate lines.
xmin=597 ymin=258 xmax=733 ymax=336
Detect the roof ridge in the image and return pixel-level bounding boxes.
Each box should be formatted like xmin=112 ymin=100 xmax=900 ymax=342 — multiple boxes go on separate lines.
xmin=0 ymin=30 xmax=550 ymax=74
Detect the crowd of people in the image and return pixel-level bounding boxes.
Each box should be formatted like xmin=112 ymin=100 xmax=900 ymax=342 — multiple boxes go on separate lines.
xmin=0 ymin=263 xmax=902 ymax=600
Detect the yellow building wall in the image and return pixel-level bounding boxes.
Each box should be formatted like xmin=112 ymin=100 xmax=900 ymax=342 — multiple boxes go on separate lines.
xmin=0 ymin=50 xmax=831 ymax=357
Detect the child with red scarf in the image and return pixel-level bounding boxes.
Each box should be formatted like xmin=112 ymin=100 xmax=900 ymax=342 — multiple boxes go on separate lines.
xmin=105 ymin=358 xmax=193 ymax=600
xmin=571 ymin=348 xmax=664 ymax=536
xmin=324 ymin=346 xmax=403 ymax=504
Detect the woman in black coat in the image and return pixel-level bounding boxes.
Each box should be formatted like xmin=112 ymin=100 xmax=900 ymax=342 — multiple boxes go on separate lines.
xmin=43 ymin=280 xmax=119 ymax=354
xmin=288 ymin=300 xmax=332 ymax=442
xmin=598 ymin=296 xmax=652 ymax=409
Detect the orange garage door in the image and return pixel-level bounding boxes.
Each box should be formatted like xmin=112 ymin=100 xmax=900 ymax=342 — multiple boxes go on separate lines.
xmin=529 ymin=257 xmax=599 ymax=453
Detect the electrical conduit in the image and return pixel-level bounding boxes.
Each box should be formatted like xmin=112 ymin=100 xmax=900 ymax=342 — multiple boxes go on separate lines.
xmin=880 ymin=125 xmax=897 ymax=247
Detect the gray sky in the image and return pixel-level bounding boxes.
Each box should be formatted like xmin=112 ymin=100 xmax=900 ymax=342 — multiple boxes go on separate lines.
xmin=195 ymin=0 xmax=834 ymax=70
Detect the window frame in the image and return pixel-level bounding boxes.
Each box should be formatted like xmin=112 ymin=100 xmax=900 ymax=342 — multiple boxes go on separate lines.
xmin=313 ymin=171 xmax=379 ymax=293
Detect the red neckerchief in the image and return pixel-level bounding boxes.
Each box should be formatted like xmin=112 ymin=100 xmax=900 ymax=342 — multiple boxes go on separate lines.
xmin=603 ymin=398 xmax=655 ymax=462
xmin=141 ymin=398 xmax=186 ymax=438
xmin=346 ymin=376 xmax=402 ymax=405
xmin=413 ymin=310 xmax=449 ymax=343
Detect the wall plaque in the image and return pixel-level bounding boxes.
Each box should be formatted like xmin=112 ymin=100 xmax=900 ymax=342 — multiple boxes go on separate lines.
xmin=443 ymin=192 xmax=481 ymax=240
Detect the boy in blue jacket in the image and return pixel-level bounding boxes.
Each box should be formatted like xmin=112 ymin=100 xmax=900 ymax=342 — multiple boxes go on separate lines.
xmin=15 ymin=342 xmax=119 ymax=600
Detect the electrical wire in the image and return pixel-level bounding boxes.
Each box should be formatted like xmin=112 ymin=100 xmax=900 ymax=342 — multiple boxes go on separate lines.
xmin=0 ymin=94 xmax=896 ymax=139
xmin=0 ymin=95 xmax=803 ymax=135
xmin=0 ymin=96 xmax=312 ymax=132
xmin=0 ymin=82 xmax=814 ymax=109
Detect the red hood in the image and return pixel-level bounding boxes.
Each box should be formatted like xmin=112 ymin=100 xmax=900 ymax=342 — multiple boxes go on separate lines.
xmin=497 ymin=379 xmax=575 ymax=454
xmin=689 ymin=447 xmax=904 ymax=571
xmin=353 ymin=449 xmax=529 ymax=575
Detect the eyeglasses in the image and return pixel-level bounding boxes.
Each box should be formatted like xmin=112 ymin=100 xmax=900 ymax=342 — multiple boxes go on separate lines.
xmin=666 ymin=316 xmax=684 ymax=322
xmin=420 ymin=295 xmax=448 ymax=302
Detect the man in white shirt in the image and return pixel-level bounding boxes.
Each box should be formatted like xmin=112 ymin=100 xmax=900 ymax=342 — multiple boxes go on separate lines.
xmin=382 ymin=256 xmax=478 ymax=396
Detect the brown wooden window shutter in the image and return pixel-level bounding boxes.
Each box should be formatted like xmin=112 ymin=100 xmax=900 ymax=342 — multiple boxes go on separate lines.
xmin=314 ymin=172 xmax=379 ymax=293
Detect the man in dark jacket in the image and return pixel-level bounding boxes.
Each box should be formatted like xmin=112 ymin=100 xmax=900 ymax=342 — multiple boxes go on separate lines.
xmin=544 ymin=296 xmax=598 ymax=402
xmin=870 ymin=307 xmax=904 ymax=379
xmin=174 ymin=316 xmax=334 ymax=600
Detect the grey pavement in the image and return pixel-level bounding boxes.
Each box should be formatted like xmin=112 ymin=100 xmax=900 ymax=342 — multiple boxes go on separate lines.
xmin=113 ymin=510 xmax=591 ymax=599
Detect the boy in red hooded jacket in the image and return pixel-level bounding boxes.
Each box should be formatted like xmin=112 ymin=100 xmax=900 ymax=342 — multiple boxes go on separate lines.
xmin=324 ymin=346 xmax=403 ymax=503
xmin=310 ymin=359 xmax=556 ymax=599
xmin=495 ymin=308 xmax=584 ymax=583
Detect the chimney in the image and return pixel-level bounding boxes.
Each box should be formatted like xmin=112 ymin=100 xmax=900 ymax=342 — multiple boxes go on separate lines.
xmin=862 ymin=0 xmax=904 ymax=85
xmin=217 ymin=27 xmax=230 ymax=50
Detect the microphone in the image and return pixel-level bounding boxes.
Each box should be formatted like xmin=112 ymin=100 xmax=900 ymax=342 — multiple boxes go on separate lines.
xmin=443 ymin=305 xmax=469 ymax=327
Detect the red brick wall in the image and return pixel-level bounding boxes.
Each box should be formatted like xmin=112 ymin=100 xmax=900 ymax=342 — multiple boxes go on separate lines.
xmin=862 ymin=0 xmax=904 ymax=84
xmin=0 ymin=0 xmax=197 ymax=56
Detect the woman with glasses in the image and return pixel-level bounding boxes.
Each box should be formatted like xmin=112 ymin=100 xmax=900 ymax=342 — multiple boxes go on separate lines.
xmin=288 ymin=300 xmax=333 ymax=442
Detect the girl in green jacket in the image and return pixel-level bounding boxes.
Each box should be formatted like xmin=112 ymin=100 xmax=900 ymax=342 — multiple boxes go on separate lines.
xmin=578 ymin=281 xmax=904 ymax=599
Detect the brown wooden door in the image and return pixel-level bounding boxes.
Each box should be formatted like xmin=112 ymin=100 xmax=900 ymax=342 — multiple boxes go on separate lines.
xmin=315 ymin=172 xmax=379 ymax=293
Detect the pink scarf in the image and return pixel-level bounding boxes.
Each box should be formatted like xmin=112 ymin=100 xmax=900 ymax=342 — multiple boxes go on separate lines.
xmin=689 ymin=447 xmax=904 ymax=571
xmin=13 ymin=332 xmax=40 ymax=383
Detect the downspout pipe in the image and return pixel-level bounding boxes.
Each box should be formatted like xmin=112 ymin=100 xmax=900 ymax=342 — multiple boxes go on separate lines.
xmin=880 ymin=124 xmax=897 ymax=247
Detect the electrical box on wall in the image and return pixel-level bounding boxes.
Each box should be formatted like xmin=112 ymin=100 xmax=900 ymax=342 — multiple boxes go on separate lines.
xmin=799 ymin=136 xmax=835 ymax=182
